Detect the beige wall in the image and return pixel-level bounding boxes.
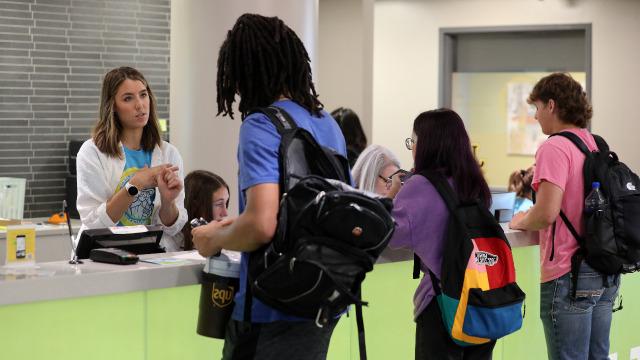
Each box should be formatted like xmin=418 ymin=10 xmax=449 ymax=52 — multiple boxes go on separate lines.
xmin=318 ymin=0 xmax=374 ymax=142
xmin=170 ymin=0 xmax=640 ymax=205
xmin=170 ymin=0 xmax=319 ymax=216
xmin=373 ymin=0 xmax=640 ymax=172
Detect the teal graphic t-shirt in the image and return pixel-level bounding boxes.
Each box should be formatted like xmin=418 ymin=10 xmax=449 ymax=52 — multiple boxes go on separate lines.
xmin=115 ymin=146 xmax=156 ymax=226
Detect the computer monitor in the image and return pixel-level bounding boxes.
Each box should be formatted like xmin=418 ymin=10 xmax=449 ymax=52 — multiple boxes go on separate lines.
xmin=75 ymin=225 xmax=164 ymax=259
xmin=489 ymin=186 xmax=509 ymax=193
xmin=489 ymin=192 xmax=517 ymax=223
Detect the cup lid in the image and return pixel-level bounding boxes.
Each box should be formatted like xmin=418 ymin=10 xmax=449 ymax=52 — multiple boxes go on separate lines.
xmin=206 ymin=252 xmax=241 ymax=276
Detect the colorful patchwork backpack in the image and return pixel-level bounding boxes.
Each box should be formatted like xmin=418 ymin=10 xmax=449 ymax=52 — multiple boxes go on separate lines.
xmin=414 ymin=171 xmax=525 ymax=346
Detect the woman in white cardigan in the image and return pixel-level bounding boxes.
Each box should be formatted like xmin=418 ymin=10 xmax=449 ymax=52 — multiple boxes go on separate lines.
xmin=76 ymin=67 xmax=187 ymax=252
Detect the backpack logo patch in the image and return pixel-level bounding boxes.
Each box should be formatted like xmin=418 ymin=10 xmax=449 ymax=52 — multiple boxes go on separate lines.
xmin=475 ymin=251 xmax=499 ymax=266
xmin=627 ymin=182 xmax=636 ymax=191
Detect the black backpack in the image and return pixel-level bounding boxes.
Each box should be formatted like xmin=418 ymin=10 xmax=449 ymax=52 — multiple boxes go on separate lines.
xmin=245 ymin=106 xmax=395 ymax=360
xmin=413 ymin=171 xmax=525 ymax=345
xmin=552 ymin=132 xmax=640 ymax=296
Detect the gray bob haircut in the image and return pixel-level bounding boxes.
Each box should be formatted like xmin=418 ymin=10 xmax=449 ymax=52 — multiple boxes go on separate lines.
xmin=351 ymin=144 xmax=401 ymax=193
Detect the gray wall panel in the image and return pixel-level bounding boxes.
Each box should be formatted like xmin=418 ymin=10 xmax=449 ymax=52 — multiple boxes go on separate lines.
xmin=0 ymin=0 xmax=171 ymax=218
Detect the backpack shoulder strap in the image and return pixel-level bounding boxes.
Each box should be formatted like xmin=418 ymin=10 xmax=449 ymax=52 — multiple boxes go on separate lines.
xmin=250 ymin=106 xmax=299 ymax=135
xmin=418 ymin=170 xmax=459 ymax=213
xmin=551 ymin=132 xmax=589 ymax=253
xmin=412 ymin=253 xmax=421 ymax=279
xmin=551 ymin=131 xmax=591 ymax=156
xmin=592 ymin=134 xmax=610 ymax=153
xmin=242 ymin=106 xmax=299 ymax=323
xmin=413 ymin=171 xmax=455 ymax=293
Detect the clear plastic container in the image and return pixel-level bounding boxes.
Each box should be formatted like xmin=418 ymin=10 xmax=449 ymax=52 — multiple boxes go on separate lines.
xmin=0 ymin=177 xmax=26 ymax=220
xmin=585 ymin=181 xmax=607 ymax=214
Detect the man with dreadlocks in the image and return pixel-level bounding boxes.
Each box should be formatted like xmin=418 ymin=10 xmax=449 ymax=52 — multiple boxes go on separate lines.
xmin=192 ymin=13 xmax=348 ymax=360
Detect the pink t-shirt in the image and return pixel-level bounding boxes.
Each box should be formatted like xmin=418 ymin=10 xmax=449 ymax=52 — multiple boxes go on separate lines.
xmin=532 ymin=128 xmax=598 ymax=283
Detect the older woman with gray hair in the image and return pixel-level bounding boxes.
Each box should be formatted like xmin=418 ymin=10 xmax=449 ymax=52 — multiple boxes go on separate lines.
xmin=351 ymin=144 xmax=403 ymax=197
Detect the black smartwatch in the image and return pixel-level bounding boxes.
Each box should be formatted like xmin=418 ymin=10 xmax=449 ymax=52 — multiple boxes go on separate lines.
xmin=124 ymin=182 xmax=139 ymax=196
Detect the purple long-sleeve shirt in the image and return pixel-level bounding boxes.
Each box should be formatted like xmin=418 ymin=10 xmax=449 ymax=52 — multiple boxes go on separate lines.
xmin=388 ymin=174 xmax=449 ymax=320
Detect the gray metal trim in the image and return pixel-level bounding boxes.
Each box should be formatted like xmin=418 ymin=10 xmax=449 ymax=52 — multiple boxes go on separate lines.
xmin=439 ymin=28 xmax=455 ymax=108
xmin=440 ymin=23 xmax=591 ymax=35
xmin=584 ymin=24 xmax=592 ymax=100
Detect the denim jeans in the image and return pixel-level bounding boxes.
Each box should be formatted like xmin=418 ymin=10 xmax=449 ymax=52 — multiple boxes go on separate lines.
xmin=540 ymin=261 xmax=620 ymax=360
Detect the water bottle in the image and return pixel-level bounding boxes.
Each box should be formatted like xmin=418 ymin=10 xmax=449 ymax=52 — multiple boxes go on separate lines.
xmin=585 ymin=182 xmax=607 ymax=214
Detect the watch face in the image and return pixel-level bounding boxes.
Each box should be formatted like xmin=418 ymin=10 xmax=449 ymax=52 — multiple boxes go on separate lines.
xmin=127 ymin=184 xmax=138 ymax=196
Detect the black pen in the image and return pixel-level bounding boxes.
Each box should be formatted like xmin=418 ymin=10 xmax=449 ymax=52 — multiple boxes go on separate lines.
xmin=63 ymin=200 xmax=83 ymax=264
xmin=63 ymin=200 xmax=73 ymax=238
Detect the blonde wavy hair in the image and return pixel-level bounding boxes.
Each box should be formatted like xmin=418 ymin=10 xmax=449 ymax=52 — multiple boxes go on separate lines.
xmin=93 ymin=67 xmax=162 ymax=158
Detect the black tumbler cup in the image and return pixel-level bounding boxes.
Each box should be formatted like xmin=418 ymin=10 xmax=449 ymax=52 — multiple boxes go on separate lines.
xmin=196 ymin=254 xmax=240 ymax=339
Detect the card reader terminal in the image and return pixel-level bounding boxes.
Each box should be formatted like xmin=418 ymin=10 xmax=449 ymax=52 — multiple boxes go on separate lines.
xmin=90 ymin=248 xmax=139 ymax=265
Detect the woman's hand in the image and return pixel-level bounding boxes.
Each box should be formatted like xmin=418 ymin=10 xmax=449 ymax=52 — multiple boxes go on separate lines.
xmin=192 ymin=218 xmax=235 ymax=257
xmin=157 ymin=166 xmax=182 ymax=203
xmin=129 ymin=164 xmax=176 ymax=189
xmin=387 ymin=172 xmax=403 ymax=199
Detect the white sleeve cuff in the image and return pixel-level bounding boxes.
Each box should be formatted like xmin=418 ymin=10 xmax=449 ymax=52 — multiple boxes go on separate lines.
xmin=97 ymin=202 xmax=117 ymax=228
xmin=158 ymin=205 xmax=187 ymax=236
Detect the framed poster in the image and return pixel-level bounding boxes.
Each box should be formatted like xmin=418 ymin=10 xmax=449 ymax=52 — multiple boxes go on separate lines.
xmin=507 ymin=82 xmax=544 ymax=155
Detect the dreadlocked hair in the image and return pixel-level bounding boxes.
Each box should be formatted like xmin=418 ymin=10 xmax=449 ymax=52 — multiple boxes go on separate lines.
xmin=216 ymin=13 xmax=323 ymax=119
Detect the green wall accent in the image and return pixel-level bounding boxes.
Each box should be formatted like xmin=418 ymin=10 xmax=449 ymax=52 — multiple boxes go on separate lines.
xmin=1 ymin=247 xmax=639 ymax=359
xmin=0 ymin=292 xmax=146 ymax=359
xmin=146 ymin=285 xmax=219 ymax=359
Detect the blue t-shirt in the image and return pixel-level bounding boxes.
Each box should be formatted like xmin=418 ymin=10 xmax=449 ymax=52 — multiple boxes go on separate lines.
xmin=232 ymin=100 xmax=347 ymax=323
xmin=115 ymin=146 xmax=155 ymax=226
xmin=513 ymin=197 xmax=533 ymax=214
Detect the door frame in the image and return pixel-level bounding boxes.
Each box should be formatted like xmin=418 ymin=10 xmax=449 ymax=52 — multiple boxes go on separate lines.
xmin=439 ymin=24 xmax=592 ymax=108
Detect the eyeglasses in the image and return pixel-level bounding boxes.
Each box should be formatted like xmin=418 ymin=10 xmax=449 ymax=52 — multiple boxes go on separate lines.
xmin=379 ymin=169 xmax=412 ymax=189
xmin=378 ymin=175 xmax=392 ymax=189
xmin=405 ymin=137 xmax=415 ymax=150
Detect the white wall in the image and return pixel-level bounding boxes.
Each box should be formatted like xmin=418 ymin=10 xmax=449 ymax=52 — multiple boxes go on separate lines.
xmin=170 ymin=0 xmax=319 ymax=215
xmin=373 ymin=0 xmax=640 ymax=171
xmin=318 ymin=0 xmax=374 ymax=142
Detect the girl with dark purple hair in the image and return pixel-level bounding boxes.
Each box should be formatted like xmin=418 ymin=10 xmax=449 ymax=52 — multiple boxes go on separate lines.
xmin=387 ymin=108 xmax=494 ymax=360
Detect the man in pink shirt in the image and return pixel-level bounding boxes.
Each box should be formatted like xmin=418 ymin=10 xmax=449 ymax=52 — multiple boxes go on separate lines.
xmin=510 ymin=73 xmax=619 ymax=360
